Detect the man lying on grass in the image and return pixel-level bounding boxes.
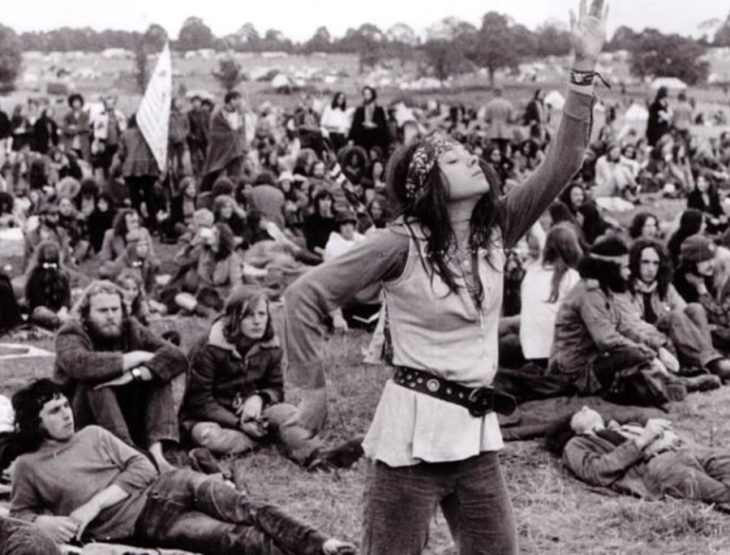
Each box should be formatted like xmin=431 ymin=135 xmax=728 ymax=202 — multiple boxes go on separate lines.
xmin=548 ymin=405 xmax=730 ymax=506
xmin=9 ymin=379 xmax=356 ymax=555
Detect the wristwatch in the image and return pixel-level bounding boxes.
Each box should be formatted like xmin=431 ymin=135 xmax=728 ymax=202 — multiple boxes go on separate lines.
xmin=131 ymin=368 xmax=142 ymax=381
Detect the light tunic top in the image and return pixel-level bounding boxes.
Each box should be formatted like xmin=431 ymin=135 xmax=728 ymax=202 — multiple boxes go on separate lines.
xmin=519 ymin=265 xmax=580 ymax=360
xmin=283 ymin=89 xmax=594 ymax=467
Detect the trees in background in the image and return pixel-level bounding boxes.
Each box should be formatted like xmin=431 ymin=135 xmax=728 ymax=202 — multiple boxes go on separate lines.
xmin=0 ymin=25 xmax=22 ymax=91
xmin=8 ymin=10 xmax=730 ymax=88
xmin=628 ymin=30 xmax=709 ymax=85
xmin=176 ymin=17 xmax=214 ymax=52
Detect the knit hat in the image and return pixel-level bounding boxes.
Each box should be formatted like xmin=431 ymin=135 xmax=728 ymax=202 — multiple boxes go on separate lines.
xmin=680 ymin=234 xmax=716 ymax=264
xmin=590 ymin=236 xmax=628 ymax=259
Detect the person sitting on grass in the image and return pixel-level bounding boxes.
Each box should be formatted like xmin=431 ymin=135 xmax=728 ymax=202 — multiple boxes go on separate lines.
xmin=9 ymin=379 xmax=356 ymax=555
xmin=22 ymin=241 xmax=72 ymax=330
xmin=170 ymin=222 xmax=244 ymax=316
xmin=549 ymin=237 xmax=684 ymax=405
xmin=181 ymin=286 xmax=363 ymax=471
xmin=547 ymin=406 xmax=730 ymax=507
xmin=54 ymin=280 xmax=187 ymax=472
xmin=626 ymin=239 xmax=730 ymax=383
xmin=98 ymin=208 xmax=156 ymax=265
xmin=99 ymin=230 xmax=160 ymax=297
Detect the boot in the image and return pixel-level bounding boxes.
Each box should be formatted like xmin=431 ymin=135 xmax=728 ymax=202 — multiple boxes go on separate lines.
xmin=707 ymin=358 xmax=730 ymax=382
xmin=680 ymin=374 xmax=722 ymax=392
xmin=306 ymin=437 xmax=364 ymax=472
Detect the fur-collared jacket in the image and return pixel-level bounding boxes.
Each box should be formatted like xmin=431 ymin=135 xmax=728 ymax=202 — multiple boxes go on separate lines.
xmin=180 ymin=319 xmax=284 ymax=429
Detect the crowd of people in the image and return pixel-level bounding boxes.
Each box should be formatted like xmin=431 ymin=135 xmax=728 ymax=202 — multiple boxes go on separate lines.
xmin=4 ymin=2 xmax=730 ymax=551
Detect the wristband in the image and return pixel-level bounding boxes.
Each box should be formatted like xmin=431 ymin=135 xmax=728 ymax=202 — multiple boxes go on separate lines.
xmin=570 ymin=69 xmax=611 ymax=89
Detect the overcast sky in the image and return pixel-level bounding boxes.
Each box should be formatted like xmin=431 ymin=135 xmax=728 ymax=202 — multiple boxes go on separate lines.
xmin=2 ymin=0 xmax=728 ymax=41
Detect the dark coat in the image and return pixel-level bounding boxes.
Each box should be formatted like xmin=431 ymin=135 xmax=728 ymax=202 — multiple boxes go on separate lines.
xmin=31 ymin=115 xmax=59 ymax=155
xmin=62 ymin=109 xmax=91 ymax=160
xmin=203 ymin=110 xmax=246 ymax=175
xmin=180 ymin=320 xmax=284 ymax=428
xmin=348 ymin=104 xmax=389 ymax=153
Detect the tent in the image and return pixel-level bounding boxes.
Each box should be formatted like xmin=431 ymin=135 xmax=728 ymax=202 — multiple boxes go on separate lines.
xmin=650 ymin=77 xmax=687 ymax=91
xmin=271 ymin=74 xmax=292 ymax=91
xmin=544 ymin=90 xmax=565 ymax=110
xmin=624 ymin=103 xmax=649 ymax=122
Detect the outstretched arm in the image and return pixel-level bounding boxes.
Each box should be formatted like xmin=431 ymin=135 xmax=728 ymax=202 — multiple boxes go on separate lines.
xmin=500 ymin=0 xmax=608 ymax=248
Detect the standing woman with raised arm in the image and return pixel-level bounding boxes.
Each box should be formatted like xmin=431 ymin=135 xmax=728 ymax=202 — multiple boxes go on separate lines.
xmin=283 ymin=2 xmax=608 ymax=553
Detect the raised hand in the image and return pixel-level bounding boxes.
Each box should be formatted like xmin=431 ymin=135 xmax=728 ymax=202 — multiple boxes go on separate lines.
xmin=570 ymin=0 xmax=609 ymax=67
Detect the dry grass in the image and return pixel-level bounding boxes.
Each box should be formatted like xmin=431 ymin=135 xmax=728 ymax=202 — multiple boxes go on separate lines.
xmin=6 ymin=205 xmax=730 ymax=552
xmin=10 ymin=326 xmax=730 ymax=553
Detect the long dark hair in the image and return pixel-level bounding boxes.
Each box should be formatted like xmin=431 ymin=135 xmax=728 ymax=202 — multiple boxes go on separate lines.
xmin=385 ymin=141 xmax=503 ymax=295
xmin=12 ymin=379 xmax=66 ymax=452
xmin=542 ymin=223 xmax=582 ymax=303
xmin=209 ymin=222 xmax=235 ymax=261
xmin=667 ymin=209 xmax=703 ymax=264
xmin=112 ymin=208 xmax=139 ymax=239
xmin=25 ymin=241 xmax=70 ymax=310
xmin=628 ymin=212 xmax=658 ymax=240
xmin=331 ymin=92 xmax=346 ymax=110
xmin=629 ymin=240 xmax=673 ymax=300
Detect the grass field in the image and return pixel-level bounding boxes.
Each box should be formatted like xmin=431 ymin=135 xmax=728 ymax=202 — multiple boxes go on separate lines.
xmin=4 ymin=203 xmax=730 ymax=554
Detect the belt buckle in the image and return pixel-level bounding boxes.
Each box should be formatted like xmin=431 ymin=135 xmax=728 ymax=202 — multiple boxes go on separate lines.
xmin=467 ymin=387 xmax=493 ymax=417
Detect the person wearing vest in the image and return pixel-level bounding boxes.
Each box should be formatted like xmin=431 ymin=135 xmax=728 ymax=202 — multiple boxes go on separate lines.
xmin=282 ymin=3 xmax=607 ymax=552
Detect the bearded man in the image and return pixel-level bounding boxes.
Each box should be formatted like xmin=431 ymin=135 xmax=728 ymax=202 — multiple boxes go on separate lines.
xmin=549 ymin=237 xmax=680 ymax=402
xmin=55 ymin=280 xmax=187 ymax=471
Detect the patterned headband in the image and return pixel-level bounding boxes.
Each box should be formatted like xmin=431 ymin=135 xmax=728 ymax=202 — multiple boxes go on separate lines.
xmin=405 ymin=131 xmax=456 ymax=200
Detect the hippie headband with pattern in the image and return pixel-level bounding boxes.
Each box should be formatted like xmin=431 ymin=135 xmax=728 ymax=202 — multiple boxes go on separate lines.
xmin=405 ymin=131 xmax=457 ymax=201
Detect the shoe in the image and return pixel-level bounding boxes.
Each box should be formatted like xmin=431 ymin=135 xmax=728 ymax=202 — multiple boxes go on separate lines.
xmin=306 ymin=437 xmax=364 ymax=472
xmin=188 ymin=448 xmax=222 ymax=475
xmin=681 ymin=374 xmax=722 ymax=392
xmin=707 ymin=359 xmax=730 ymax=382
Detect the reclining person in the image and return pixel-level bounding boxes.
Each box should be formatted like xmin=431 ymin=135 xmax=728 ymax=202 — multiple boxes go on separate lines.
xmin=55 ymin=280 xmax=187 ymax=471
xmin=551 ymin=406 xmax=730 ymax=506
xmin=626 ymin=239 xmax=730 ymax=383
xmin=549 ymin=237 xmax=682 ymax=404
xmin=9 ymin=379 xmax=354 ymax=555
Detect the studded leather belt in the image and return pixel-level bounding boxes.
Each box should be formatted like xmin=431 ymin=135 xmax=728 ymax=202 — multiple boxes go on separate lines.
xmin=393 ymin=367 xmax=517 ymax=417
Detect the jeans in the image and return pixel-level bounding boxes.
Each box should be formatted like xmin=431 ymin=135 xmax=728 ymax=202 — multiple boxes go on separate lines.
xmin=134 ymin=469 xmax=328 ymax=555
xmin=74 ymin=380 xmax=179 ymax=448
xmin=668 ymin=303 xmax=722 ymax=368
xmin=646 ymin=447 xmax=730 ymax=503
xmin=593 ymin=345 xmax=653 ymax=391
xmin=361 ymin=452 xmax=517 ymax=555
xmin=190 ymin=403 xmax=321 ymax=464
xmin=0 ymin=516 xmax=60 ymax=555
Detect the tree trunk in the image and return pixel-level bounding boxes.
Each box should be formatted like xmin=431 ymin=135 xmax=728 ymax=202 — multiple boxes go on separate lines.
xmin=488 ymin=67 xmax=495 ymax=88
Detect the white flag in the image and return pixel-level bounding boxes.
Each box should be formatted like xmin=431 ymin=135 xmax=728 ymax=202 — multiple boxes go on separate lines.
xmin=137 ymin=42 xmax=172 ymax=172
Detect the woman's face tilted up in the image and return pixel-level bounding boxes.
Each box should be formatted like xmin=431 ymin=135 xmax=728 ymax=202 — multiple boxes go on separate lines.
xmin=437 ymin=143 xmax=489 ymax=202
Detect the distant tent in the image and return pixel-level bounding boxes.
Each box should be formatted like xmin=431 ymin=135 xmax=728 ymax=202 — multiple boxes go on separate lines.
xmin=650 ymin=77 xmax=687 ymax=91
xmin=620 ymin=102 xmax=650 ymax=137
xmin=544 ymin=90 xmax=565 ymax=110
xmin=271 ymin=74 xmax=291 ymax=91
xmin=624 ymin=103 xmax=649 ymax=122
